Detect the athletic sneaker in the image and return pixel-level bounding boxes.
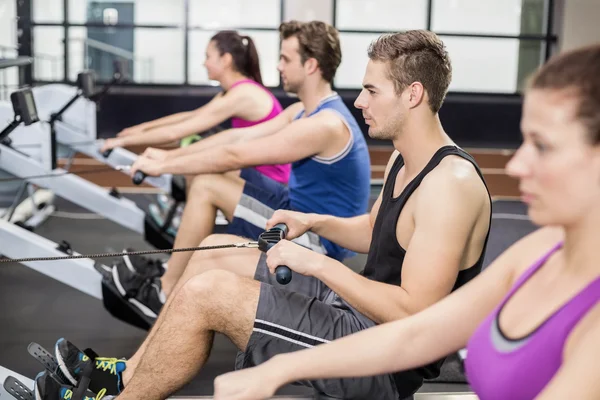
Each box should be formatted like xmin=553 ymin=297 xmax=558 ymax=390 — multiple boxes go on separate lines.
xmin=156 ymin=193 xmax=175 ymax=212
xmin=123 ymin=248 xmax=166 ymax=277
xmin=55 ymin=338 xmax=124 ymax=396
xmin=111 ymin=268 xmax=166 ymax=319
xmin=148 ymin=203 xmax=181 ymax=237
xmin=34 ymin=371 xmax=107 ymax=400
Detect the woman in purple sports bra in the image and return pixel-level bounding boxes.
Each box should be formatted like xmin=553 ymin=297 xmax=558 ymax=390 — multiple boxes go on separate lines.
xmin=210 ymin=45 xmax=600 ymax=400
xmin=100 ymin=30 xmax=289 ymax=184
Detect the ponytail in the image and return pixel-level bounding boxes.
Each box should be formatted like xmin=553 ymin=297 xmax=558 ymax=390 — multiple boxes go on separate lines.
xmin=241 ymin=36 xmax=263 ymax=85
xmin=210 ymin=31 xmax=264 ymax=85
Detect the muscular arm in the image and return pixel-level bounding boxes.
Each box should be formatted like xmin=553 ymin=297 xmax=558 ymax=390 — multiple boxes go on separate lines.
xmin=262 ymin=234 xmax=525 ymax=386
xmin=151 ymin=111 xmax=344 ymax=176
xmin=164 ymin=104 xmax=298 ymax=160
xmin=314 ymin=161 xmax=488 ymax=324
xmin=114 ymin=91 xmax=255 ymax=148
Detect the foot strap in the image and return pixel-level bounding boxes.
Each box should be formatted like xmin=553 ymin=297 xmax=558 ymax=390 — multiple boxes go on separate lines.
xmin=3 ymin=376 xmax=34 ymax=400
xmin=27 ymin=342 xmax=69 ymax=385
xmin=71 ymin=356 xmax=95 ymax=400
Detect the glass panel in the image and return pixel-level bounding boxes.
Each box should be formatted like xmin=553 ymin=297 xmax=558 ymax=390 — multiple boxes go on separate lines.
xmin=335 ymin=33 xmax=544 ymax=93
xmin=0 ymin=0 xmax=17 ymax=48
xmin=284 ymin=0 xmax=333 ymax=24
xmin=189 ymin=0 xmax=281 ymax=28
xmin=134 ymin=28 xmax=184 ymax=83
xmin=33 ymin=0 xmax=63 ymax=23
xmin=432 ymin=0 xmax=548 ymax=35
xmin=69 ymin=27 xmax=183 ymax=84
xmin=443 ymin=37 xmax=543 ymax=93
xmin=69 ymin=0 xmax=184 ymax=25
xmin=335 ymin=32 xmax=380 ymax=89
xmin=33 ymin=27 xmax=65 ymax=81
xmin=188 ymin=30 xmax=280 ymax=87
xmin=335 ymin=0 xmax=427 ymax=31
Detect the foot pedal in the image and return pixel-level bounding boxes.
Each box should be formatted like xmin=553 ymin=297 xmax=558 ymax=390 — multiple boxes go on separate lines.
xmin=3 ymin=376 xmax=33 ymax=400
xmin=27 ymin=342 xmax=69 ymax=385
xmin=101 ymin=278 xmax=154 ymax=331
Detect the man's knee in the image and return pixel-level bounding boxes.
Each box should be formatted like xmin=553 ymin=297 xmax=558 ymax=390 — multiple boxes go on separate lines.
xmin=179 ymin=270 xmax=259 ymax=333
xmin=189 ymin=173 xmax=224 ymax=199
xmin=182 ymin=269 xmax=235 ymax=298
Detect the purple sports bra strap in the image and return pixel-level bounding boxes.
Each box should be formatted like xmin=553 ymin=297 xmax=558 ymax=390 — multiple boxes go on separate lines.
xmin=502 ymin=241 xmax=564 ymax=302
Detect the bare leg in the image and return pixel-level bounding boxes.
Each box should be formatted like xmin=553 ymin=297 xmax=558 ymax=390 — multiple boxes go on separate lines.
xmin=117 ymin=270 xmax=260 ymax=400
xmin=161 ymin=172 xmax=245 ymax=294
xmin=123 ymin=235 xmax=261 ymax=384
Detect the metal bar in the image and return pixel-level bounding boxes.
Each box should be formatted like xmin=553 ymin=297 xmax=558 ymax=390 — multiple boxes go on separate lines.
xmin=70 ymin=37 xmax=137 ymax=59
xmin=544 ymin=0 xmax=555 ymax=61
xmin=426 ymin=0 xmax=433 ymax=30
xmin=32 ymin=22 xmax=181 ymax=29
xmin=63 ymin=0 xmax=69 ymax=82
xmin=337 ymin=29 xmax=557 ymax=41
xmin=332 ymin=0 xmax=337 ymax=27
xmin=16 ymin=0 xmax=33 ymax=85
xmin=280 ymin=0 xmax=285 ymax=23
xmin=184 ymin=0 xmax=190 ymax=85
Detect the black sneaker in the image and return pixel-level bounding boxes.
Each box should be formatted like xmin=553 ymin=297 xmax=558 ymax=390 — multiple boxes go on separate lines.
xmin=55 ymin=338 xmax=124 ymax=396
xmin=111 ymin=268 xmax=166 ymax=320
xmin=34 ymin=371 xmax=105 ymax=400
xmin=118 ymin=248 xmax=165 ymax=278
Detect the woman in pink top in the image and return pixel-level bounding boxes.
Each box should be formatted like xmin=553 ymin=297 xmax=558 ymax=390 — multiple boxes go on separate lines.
xmin=101 ymin=30 xmax=289 ymax=184
xmin=213 ymin=45 xmax=600 ymax=400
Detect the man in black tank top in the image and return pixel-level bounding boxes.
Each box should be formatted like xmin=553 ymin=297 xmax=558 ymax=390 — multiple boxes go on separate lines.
xmin=214 ymin=30 xmax=492 ymax=399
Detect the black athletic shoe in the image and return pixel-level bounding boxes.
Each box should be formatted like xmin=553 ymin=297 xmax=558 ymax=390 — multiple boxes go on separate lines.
xmin=34 ymin=371 xmax=104 ymax=400
xmin=111 ymin=267 xmax=166 ymax=320
xmin=118 ymin=248 xmax=166 ymax=278
xmin=55 ymin=338 xmax=124 ymax=396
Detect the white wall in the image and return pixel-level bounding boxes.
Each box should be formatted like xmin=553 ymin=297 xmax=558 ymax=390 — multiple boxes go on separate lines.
xmin=560 ymin=0 xmax=600 ymax=52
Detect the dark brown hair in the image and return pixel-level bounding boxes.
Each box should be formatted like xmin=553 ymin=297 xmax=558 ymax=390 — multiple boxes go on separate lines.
xmin=368 ymin=30 xmax=452 ymax=113
xmin=210 ymin=31 xmax=262 ymax=85
xmin=279 ymin=20 xmax=341 ymax=83
xmin=528 ymin=44 xmax=600 ymax=144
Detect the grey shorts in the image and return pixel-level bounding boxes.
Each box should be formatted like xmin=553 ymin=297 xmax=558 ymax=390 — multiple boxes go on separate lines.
xmin=235 ymin=254 xmax=400 ymax=400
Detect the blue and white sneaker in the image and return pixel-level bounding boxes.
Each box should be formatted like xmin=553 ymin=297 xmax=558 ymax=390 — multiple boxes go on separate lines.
xmin=34 ymin=371 xmax=107 ymax=400
xmin=54 ymin=339 xmax=125 ymax=396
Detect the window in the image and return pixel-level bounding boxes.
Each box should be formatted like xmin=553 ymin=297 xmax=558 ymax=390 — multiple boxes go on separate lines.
xmin=33 ymin=26 xmax=64 ymax=81
xmin=333 ymin=0 xmax=553 ymax=93
xmin=188 ymin=29 xmax=280 ymax=87
xmin=335 ymin=33 xmax=380 ymax=89
xmin=69 ymin=0 xmax=185 ymax=25
xmin=189 ymin=0 xmax=280 ymax=28
xmin=336 ymin=0 xmax=427 ymax=31
xmin=33 ymin=0 xmax=63 ymax=23
xmin=431 ymin=0 xmax=547 ymax=35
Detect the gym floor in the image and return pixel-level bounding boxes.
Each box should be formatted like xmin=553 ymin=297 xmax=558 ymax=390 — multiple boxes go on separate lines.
xmin=0 ymin=194 xmax=537 ymax=399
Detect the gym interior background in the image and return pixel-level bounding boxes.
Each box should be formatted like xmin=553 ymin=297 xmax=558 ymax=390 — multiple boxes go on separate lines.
xmin=1 ymin=0 xmax=600 ymax=399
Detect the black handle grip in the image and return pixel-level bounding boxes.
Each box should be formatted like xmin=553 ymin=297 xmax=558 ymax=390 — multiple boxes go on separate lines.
xmin=102 ymin=149 xmax=113 ymax=158
xmin=132 ymin=170 xmax=146 ymax=185
xmin=258 ymin=223 xmax=292 ymax=285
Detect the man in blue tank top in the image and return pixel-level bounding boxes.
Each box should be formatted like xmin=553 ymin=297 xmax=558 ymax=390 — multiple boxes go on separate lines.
xmin=38 ymin=30 xmax=493 ymax=400
xmin=104 ymin=22 xmax=370 ymax=323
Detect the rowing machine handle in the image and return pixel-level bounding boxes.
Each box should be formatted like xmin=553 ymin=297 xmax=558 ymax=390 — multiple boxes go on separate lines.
xmin=258 ymin=223 xmax=292 ymax=285
xmin=133 ymin=170 xmax=147 ymax=185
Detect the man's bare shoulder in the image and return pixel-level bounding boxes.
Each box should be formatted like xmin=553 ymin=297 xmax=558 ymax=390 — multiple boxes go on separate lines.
xmin=420 ymin=154 xmax=488 ymax=203
xmin=284 ymin=102 xmax=305 ymax=116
